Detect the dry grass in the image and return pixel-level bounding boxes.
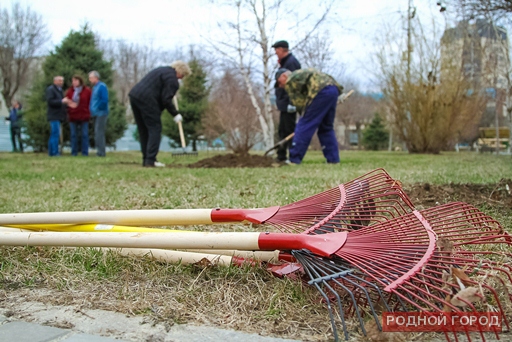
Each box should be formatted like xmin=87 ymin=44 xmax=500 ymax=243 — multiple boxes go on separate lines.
xmin=0 ymin=150 xmax=511 ymax=341
xmin=0 ymin=245 xmax=334 ymax=341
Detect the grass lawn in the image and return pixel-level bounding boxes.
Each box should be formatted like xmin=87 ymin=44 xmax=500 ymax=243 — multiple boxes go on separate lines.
xmin=0 ymin=150 xmax=511 ymax=341
xmin=1 ymin=150 xmax=511 ymax=212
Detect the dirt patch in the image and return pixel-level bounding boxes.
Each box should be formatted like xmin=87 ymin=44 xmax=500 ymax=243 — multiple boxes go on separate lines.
xmin=404 ymin=178 xmax=512 ymax=209
xmin=188 ymin=154 xmax=280 ymax=168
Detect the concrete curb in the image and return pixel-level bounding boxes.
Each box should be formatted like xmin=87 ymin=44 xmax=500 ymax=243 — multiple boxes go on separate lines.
xmin=0 ymin=307 xmax=301 ymax=342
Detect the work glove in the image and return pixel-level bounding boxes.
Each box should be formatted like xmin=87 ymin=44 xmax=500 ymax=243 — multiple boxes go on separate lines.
xmin=338 ymin=93 xmax=349 ymax=103
xmin=338 ymin=90 xmax=354 ymax=103
xmin=287 ymin=104 xmax=297 ymax=113
xmin=174 ymin=114 xmax=183 ymax=123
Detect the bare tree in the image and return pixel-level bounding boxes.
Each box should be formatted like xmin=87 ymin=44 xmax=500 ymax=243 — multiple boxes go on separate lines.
xmin=206 ymin=0 xmax=336 ymax=149
xmin=455 ymin=0 xmax=512 ymax=18
xmin=0 ymin=3 xmax=49 ymax=108
xmin=100 ymin=39 xmax=169 ymax=106
xmin=293 ymin=31 xmax=342 ymax=74
xmin=202 ymin=70 xmax=262 ymax=154
xmin=374 ymin=14 xmax=486 ymax=153
xmin=335 ymin=86 xmax=380 ymax=148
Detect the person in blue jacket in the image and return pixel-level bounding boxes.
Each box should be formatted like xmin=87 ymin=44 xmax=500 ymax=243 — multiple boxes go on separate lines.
xmin=5 ymin=100 xmax=24 ymax=152
xmin=272 ymin=40 xmax=301 ymax=162
xmin=88 ymin=71 xmax=109 ymax=157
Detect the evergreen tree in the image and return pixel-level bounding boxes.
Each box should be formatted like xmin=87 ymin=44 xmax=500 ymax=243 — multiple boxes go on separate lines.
xmin=23 ymin=25 xmax=126 ymax=151
xmin=162 ymin=59 xmax=210 ymax=151
xmin=362 ymin=113 xmax=389 ymax=151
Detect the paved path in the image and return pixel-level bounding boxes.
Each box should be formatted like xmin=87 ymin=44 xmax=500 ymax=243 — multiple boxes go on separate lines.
xmin=0 ymin=315 xmax=300 ymax=342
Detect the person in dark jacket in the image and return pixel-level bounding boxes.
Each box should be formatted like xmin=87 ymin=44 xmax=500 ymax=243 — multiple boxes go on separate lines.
xmin=272 ymin=40 xmax=301 ymax=162
xmin=65 ymin=75 xmax=91 ymax=156
xmin=5 ymin=100 xmax=24 ymax=152
xmin=46 ymin=76 xmax=68 ymax=156
xmin=128 ymin=60 xmax=191 ymax=167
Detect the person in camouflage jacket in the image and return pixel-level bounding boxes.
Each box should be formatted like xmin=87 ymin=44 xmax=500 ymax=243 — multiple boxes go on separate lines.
xmin=276 ymin=68 xmax=343 ymax=164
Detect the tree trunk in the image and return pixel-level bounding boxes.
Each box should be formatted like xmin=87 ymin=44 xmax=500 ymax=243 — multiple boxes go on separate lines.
xmin=240 ymin=69 xmax=271 ymax=148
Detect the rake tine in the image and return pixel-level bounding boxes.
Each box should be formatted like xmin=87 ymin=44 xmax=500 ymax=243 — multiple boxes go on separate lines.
xmin=311 ymin=281 xmax=343 ymax=342
xmin=294 ymin=251 xmax=345 ymax=341
xmin=295 ymin=250 xmax=393 ymax=339
xmin=314 ymin=260 xmax=385 ymax=331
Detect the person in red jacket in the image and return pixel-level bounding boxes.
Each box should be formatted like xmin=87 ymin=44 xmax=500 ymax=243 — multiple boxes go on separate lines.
xmin=65 ymin=75 xmax=91 ymax=156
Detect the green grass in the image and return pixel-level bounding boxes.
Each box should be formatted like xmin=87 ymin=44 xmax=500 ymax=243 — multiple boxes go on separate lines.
xmin=0 ymin=150 xmax=511 ymax=341
xmin=1 ymin=150 xmax=510 ymax=214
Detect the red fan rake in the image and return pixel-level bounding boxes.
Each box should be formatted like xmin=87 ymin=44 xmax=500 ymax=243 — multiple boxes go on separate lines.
xmin=1 ymin=168 xmax=510 ymax=342
xmin=296 ymin=202 xmax=512 ymax=341
xmin=0 ymin=169 xmax=414 ymax=233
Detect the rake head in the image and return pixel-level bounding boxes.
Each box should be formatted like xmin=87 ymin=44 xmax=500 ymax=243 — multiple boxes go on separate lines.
xmin=292 ymin=202 xmax=512 ymax=341
xmin=260 ymin=168 xmax=415 ymax=234
xmin=172 ymin=149 xmax=198 ymax=157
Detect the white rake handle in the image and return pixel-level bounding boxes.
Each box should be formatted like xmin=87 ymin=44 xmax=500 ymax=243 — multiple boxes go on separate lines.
xmin=0 ymin=206 xmax=281 ymax=226
xmin=177 ymin=121 xmax=186 ymax=148
xmin=0 ymin=209 xmax=214 ymax=226
xmin=106 ymin=248 xmax=237 ymax=266
xmin=0 ymin=231 xmax=346 ymax=257
xmin=173 ymin=95 xmax=186 ymax=149
xmin=0 ymin=227 xmax=279 ymax=264
xmin=0 ymin=231 xmax=259 ymax=250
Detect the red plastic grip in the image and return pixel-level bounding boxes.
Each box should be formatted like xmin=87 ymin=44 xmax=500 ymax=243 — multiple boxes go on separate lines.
xmin=210 ymin=206 xmax=280 ymax=224
xmin=257 ymin=232 xmax=347 ymax=257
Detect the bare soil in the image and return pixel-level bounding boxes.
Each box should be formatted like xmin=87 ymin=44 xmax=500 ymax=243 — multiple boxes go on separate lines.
xmin=188 ymin=154 xmax=279 ymax=168
xmin=403 ymin=178 xmax=512 ymax=209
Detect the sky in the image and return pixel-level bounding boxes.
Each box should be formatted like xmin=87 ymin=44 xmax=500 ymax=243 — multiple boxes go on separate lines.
xmin=13 ymin=0 xmax=447 ymax=89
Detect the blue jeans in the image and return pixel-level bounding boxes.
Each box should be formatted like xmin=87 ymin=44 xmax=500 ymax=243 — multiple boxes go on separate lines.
xmin=289 ymin=85 xmax=340 ymax=164
xmin=48 ymin=120 xmax=61 ymax=156
xmin=70 ymin=121 xmax=89 ymax=156
xmin=94 ymin=115 xmax=108 ymax=156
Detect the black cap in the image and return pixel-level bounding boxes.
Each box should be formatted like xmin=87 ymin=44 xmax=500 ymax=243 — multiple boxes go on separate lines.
xmin=275 ymin=68 xmax=289 ymax=81
xmin=272 ymin=40 xmax=289 ymax=49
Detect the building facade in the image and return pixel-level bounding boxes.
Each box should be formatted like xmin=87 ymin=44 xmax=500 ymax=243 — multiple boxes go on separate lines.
xmin=441 ymin=19 xmax=510 ymax=129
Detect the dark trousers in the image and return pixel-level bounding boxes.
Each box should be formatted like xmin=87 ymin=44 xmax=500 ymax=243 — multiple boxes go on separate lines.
xmin=130 ymin=96 xmax=162 ymax=166
xmin=276 ymin=111 xmax=296 ymax=161
xmin=94 ymin=116 xmax=108 ymax=156
xmin=70 ymin=121 xmax=89 ymax=156
xmin=290 ymin=85 xmax=340 ymax=164
xmin=10 ymin=126 xmax=23 ymax=152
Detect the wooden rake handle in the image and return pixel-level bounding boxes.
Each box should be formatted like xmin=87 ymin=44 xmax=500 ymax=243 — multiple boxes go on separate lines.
xmin=108 ymin=248 xmax=240 ymax=266
xmin=0 ymin=231 xmax=347 ymax=257
xmin=177 ymin=121 xmax=186 ymax=148
xmin=0 ymin=226 xmax=282 ymax=263
xmin=0 ymin=209 xmax=214 ymax=226
xmin=0 ymin=207 xmax=280 ymax=226
xmin=173 ymin=96 xmax=186 ymax=148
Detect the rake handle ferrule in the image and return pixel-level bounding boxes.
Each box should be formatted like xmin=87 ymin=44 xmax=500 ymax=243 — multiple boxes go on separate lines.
xmin=258 ymin=232 xmax=348 ymax=257
xmin=210 ymin=207 xmax=280 ymax=224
